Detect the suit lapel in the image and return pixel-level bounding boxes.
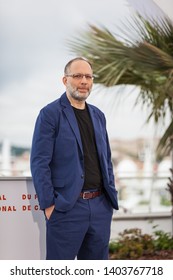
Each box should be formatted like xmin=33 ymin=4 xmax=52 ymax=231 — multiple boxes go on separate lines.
xmin=60 ymin=93 xmax=83 ymax=154
xmin=87 ymin=105 xmax=103 ymax=158
xmin=60 ymin=93 xmax=103 ymax=157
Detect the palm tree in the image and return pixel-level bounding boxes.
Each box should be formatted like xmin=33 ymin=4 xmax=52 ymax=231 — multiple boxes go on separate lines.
xmin=68 ymin=14 xmax=173 ymax=159
xmin=167 ymin=168 xmax=173 ymax=236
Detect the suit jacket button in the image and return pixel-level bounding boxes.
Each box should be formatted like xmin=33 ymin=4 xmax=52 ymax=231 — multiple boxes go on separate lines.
xmin=81 ymin=174 xmax=84 ymax=179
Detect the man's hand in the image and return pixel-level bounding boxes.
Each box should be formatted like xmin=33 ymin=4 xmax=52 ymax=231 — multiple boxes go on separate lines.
xmin=45 ymin=205 xmax=55 ymax=220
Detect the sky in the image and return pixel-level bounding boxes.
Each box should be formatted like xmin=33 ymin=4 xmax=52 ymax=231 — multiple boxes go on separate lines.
xmin=0 ymin=0 xmax=172 ymax=147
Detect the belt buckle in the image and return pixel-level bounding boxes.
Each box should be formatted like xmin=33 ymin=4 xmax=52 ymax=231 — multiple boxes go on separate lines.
xmin=82 ymin=191 xmax=91 ymax=199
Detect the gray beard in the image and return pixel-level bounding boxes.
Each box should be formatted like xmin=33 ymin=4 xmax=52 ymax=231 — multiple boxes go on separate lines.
xmin=67 ymin=84 xmax=91 ymax=101
xmin=70 ymin=90 xmax=89 ymax=101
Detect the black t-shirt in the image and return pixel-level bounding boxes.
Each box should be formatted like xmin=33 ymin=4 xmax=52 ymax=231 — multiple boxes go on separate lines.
xmin=73 ymin=105 xmax=103 ymax=190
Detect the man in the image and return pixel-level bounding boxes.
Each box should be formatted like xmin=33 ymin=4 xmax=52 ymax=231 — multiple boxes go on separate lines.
xmin=30 ymin=57 xmax=118 ymax=260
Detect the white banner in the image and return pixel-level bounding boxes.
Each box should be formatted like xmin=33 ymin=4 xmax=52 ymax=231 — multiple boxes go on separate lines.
xmin=0 ymin=178 xmax=46 ymax=260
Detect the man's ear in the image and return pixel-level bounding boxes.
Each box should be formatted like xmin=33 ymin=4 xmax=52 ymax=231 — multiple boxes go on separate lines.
xmin=62 ymin=76 xmax=67 ymax=86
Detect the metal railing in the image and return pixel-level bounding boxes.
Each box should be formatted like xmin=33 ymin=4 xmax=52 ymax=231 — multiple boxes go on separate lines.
xmin=115 ymin=174 xmax=171 ymax=214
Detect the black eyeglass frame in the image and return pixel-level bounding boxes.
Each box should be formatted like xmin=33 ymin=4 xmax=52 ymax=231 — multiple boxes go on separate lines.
xmin=65 ymin=73 xmax=94 ymax=80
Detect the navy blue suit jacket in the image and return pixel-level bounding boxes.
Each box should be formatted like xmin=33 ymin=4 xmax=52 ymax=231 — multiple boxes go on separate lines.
xmin=30 ymin=92 xmax=118 ymax=211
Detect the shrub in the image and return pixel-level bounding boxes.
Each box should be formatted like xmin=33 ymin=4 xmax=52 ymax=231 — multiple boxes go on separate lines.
xmin=153 ymin=230 xmax=173 ymax=250
xmin=109 ymin=228 xmax=154 ymax=259
xmin=109 ymin=228 xmax=173 ymax=259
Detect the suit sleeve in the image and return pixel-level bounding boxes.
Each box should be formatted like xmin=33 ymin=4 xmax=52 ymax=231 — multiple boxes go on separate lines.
xmin=101 ymin=111 xmax=116 ymax=189
xmin=106 ymin=130 xmax=115 ymax=188
xmin=30 ymin=107 xmax=56 ymax=210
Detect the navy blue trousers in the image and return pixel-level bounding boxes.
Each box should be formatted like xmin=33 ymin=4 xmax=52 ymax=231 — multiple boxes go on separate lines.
xmin=46 ymin=193 xmax=113 ymax=260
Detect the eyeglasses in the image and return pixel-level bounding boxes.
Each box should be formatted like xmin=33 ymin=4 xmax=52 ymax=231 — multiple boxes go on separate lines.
xmin=65 ymin=73 xmax=94 ymax=81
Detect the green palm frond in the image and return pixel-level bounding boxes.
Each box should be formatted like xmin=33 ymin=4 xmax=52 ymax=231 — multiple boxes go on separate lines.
xmin=68 ymin=15 xmax=173 ymax=157
xmin=157 ymin=121 xmax=173 ymax=158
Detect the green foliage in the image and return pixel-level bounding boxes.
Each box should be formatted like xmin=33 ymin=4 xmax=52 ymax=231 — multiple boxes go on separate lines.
xmin=167 ymin=168 xmax=173 ymax=205
xmin=109 ymin=228 xmax=154 ymax=259
xmin=160 ymin=196 xmax=171 ymax=206
xmin=109 ymin=227 xmax=173 ymax=259
xmin=109 ymin=241 xmax=121 ymax=254
xmin=68 ymin=14 xmax=173 ymax=158
xmin=153 ymin=230 xmax=173 ymax=250
xmin=138 ymin=200 xmax=149 ymax=205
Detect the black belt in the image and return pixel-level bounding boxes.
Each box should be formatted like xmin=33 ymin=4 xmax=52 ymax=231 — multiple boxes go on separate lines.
xmin=80 ymin=190 xmax=102 ymax=199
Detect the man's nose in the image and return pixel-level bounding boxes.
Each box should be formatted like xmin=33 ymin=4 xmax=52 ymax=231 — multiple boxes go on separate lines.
xmin=81 ymin=76 xmax=87 ymax=82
